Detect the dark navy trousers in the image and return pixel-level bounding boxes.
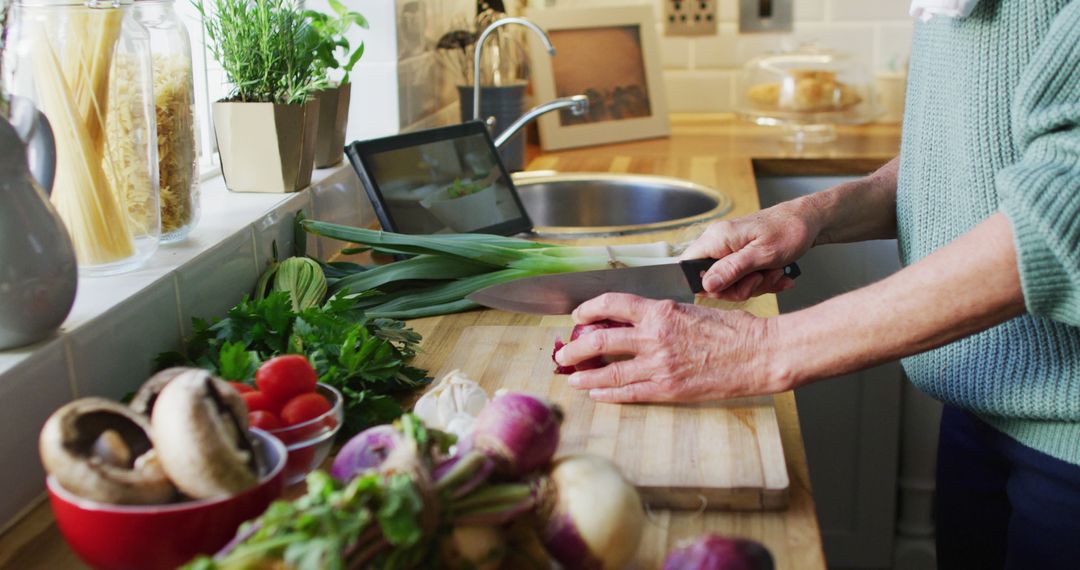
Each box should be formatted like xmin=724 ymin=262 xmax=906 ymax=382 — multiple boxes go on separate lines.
xmin=935 ymin=405 xmax=1080 ymax=569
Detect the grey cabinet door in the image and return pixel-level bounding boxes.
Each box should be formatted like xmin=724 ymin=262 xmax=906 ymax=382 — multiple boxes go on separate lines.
xmin=757 ymin=176 xmax=903 ymax=569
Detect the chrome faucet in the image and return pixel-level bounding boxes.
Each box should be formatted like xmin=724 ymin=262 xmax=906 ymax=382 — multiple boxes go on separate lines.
xmin=472 ymin=17 xmax=555 ymax=124
xmin=493 ymin=95 xmax=589 ymax=149
xmin=471 ymin=17 xmax=591 ymax=152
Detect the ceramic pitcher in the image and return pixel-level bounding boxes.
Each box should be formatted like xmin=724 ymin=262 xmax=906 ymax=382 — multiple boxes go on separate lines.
xmin=0 ymin=109 xmax=77 ymax=350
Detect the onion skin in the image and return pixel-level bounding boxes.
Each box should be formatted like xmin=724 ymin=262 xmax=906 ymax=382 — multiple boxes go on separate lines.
xmin=540 ymin=454 xmax=644 ymax=570
xmin=330 ymin=424 xmax=402 ymax=482
xmin=553 ymin=320 xmax=633 ymax=374
xmin=662 ymin=535 xmax=775 ymax=570
xmin=464 ymin=392 xmax=562 ymax=476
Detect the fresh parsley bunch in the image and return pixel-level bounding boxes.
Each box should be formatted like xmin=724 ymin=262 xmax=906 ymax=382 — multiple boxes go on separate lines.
xmin=158 ymin=291 xmax=429 ymax=437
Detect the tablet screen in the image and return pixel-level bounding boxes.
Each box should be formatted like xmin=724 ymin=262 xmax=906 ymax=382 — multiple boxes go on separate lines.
xmin=347 ymin=122 xmax=533 ymax=236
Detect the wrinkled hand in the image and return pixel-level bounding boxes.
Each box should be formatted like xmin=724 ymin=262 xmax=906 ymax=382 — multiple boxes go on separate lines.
xmin=680 ymin=200 xmax=821 ymax=301
xmin=553 ymin=293 xmax=789 ymax=403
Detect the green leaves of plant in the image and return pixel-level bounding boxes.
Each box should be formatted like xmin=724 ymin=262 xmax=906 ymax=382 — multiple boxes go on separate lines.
xmin=195 ymin=0 xmax=332 ymax=104
xmin=303 ymin=0 xmax=368 ymax=84
xmin=160 ymin=291 xmax=428 ymax=438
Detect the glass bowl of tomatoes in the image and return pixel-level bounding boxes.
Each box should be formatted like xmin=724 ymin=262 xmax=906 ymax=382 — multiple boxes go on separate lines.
xmin=234 ymin=355 xmax=344 ymax=485
xmin=265 ymin=383 xmax=342 ymax=485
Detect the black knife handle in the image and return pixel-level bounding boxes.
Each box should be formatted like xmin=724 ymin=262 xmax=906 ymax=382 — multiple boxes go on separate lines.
xmin=679 ymin=259 xmax=802 ymax=294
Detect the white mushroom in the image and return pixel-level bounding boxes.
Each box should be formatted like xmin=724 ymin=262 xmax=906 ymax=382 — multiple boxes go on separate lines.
xmin=150 ymin=369 xmax=259 ymax=499
xmin=39 ymin=398 xmax=176 ymax=505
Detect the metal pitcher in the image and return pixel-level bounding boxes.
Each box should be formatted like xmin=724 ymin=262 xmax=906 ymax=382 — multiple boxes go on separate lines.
xmin=0 ymin=104 xmax=77 ymax=350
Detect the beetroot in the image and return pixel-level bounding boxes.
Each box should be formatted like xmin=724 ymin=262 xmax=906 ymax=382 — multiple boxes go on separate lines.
xmin=552 ymin=320 xmax=632 ymax=374
xmin=662 ymin=535 xmax=774 ymax=570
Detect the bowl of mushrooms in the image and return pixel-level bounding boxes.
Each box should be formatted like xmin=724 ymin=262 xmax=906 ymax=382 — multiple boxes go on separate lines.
xmin=39 ymin=368 xmax=287 ymax=570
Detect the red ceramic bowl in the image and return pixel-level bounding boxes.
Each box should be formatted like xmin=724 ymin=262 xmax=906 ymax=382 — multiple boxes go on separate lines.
xmin=47 ymin=429 xmax=286 ymax=570
xmin=268 ymin=383 xmax=343 ymax=485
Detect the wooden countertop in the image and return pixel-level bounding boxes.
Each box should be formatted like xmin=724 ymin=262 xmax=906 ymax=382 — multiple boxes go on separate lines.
xmin=0 ymin=114 xmax=900 ymax=570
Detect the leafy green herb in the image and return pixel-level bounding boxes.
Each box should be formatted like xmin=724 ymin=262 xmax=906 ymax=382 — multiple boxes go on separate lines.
xmin=158 ymin=291 xmax=428 ymax=437
xmin=194 ymin=0 xmax=326 ymax=104
xmin=304 ymin=0 xmax=369 ymax=85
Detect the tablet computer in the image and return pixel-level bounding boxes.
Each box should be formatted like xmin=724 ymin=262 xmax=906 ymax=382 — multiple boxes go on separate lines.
xmin=346 ymin=121 xmax=533 ymax=236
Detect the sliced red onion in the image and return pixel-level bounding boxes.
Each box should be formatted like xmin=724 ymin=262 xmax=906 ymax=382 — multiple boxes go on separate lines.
xmin=330 ymin=424 xmax=402 ymax=482
xmin=552 ymin=320 xmax=633 ymax=374
xmin=662 ymin=535 xmax=774 ymax=570
xmin=539 ymin=454 xmax=644 ymax=570
xmin=463 ymin=392 xmax=562 ymax=476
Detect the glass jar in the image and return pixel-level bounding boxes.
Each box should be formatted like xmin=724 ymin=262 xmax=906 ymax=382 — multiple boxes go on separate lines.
xmin=5 ymin=0 xmax=160 ymax=276
xmin=736 ymin=43 xmax=879 ymax=144
xmin=133 ymin=0 xmax=199 ymax=243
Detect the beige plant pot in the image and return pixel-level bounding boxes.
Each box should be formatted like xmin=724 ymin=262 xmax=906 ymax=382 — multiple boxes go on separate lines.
xmin=313 ymin=82 xmax=351 ymax=168
xmin=212 ymin=99 xmax=320 ymax=193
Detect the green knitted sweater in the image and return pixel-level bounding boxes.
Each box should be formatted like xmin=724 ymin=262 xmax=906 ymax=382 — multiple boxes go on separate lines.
xmin=897 ymin=0 xmax=1080 ymax=464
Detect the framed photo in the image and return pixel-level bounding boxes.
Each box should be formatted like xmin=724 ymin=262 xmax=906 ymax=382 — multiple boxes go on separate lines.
xmin=525 ymin=5 xmax=670 ymax=151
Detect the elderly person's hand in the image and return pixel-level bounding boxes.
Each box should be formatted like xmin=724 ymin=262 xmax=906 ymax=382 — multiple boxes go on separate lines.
xmin=680 ymin=198 xmax=823 ymax=302
xmin=553 ymin=293 xmax=790 ymax=403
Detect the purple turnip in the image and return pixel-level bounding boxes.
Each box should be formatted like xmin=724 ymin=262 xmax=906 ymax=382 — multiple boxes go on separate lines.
xmin=330 ymin=424 xmax=402 ymax=482
xmin=462 ymin=391 xmax=563 ymax=476
xmin=538 ymin=454 xmax=644 ymax=570
xmin=662 ymin=535 xmax=775 ymax=570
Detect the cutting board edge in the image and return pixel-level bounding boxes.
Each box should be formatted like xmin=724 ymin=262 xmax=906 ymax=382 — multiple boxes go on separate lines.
xmin=639 ymin=485 xmax=791 ymax=512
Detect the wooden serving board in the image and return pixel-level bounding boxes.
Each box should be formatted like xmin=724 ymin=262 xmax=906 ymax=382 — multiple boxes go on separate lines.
xmin=432 ymin=326 xmax=790 ymax=511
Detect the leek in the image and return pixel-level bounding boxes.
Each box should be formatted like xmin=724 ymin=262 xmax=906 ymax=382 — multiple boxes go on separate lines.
xmin=302 ymin=220 xmax=677 ymax=319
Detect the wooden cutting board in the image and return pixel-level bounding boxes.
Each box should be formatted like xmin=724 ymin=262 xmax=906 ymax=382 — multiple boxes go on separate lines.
xmin=432 ymin=325 xmax=789 ymax=511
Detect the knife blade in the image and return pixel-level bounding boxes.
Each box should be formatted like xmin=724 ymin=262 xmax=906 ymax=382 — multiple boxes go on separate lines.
xmin=467 ymin=259 xmax=801 ymax=315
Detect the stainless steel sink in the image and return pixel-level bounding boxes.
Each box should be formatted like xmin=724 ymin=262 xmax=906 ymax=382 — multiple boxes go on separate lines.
xmin=511 ymin=171 xmax=733 ymax=237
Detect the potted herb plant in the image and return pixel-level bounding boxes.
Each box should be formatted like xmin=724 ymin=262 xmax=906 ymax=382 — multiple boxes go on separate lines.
xmin=305 ymin=0 xmax=368 ymax=168
xmin=196 ymin=0 xmax=324 ymax=193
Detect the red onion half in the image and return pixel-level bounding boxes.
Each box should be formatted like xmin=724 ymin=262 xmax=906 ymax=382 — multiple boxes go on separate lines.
xmin=553 ymin=320 xmax=633 ymax=374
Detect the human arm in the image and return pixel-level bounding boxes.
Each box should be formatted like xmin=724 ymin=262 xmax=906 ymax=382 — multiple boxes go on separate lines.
xmin=680 ymin=156 xmax=901 ymax=302
xmin=554 ymin=212 xmax=1024 ymax=402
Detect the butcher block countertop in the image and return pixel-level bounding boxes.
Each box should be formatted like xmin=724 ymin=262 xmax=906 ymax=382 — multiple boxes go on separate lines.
xmin=0 ymin=115 xmax=900 ymax=570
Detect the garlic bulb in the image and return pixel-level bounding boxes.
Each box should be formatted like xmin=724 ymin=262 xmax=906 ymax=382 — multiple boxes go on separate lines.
xmin=413 ymin=370 xmax=489 ymax=439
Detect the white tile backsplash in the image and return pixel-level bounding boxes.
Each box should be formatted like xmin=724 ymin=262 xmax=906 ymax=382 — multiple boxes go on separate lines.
xmin=0 ymin=337 xmax=73 ymax=530
xmin=694 ymin=29 xmax=739 ymax=69
xmin=875 ymin=21 xmax=915 ymax=71
xmin=67 ymin=279 xmax=183 ymax=400
xmin=661 ymin=35 xmax=692 ymax=69
xmin=794 ymin=0 xmax=827 ymax=22
xmin=175 ymin=228 xmax=260 ymax=337
xmin=828 ymin=0 xmax=910 ymax=22
xmin=664 ymin=69 xmax=735 ymax=112
xmin=564 ymin=0 xmax=912 ymax=114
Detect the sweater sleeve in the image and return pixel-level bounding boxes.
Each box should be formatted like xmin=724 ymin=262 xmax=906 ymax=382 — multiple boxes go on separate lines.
xmin=997 ymin=2 xmax=1080 ymax=326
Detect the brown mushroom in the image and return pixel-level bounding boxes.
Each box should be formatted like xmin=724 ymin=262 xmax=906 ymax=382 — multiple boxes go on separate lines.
xmin=151 ymin=369 xmax=260 ymax=499
xmin=39 ymin=398 xmax=176 ymax=505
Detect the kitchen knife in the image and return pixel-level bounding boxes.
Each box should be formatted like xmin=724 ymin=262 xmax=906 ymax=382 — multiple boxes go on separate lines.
xmin=467 ymin=260 xmax=801 ymax=315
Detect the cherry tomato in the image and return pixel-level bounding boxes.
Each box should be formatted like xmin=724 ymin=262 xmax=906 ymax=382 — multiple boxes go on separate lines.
xmin=242 ymin=391 xmax=282 ymax=414
xmin=229 ymin=381 xmax=255 ymax=394
xmin=255 ymin=355 xmax=318 ymax=404
xmin=248 ymin=410 xmax=283 ymax=431
xmin=281 ymin=393 xmax=332 ymax=426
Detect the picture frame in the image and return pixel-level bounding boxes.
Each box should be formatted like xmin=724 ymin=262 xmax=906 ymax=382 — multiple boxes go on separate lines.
xmin=525 ymin=5 xmax=670 ymax=151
